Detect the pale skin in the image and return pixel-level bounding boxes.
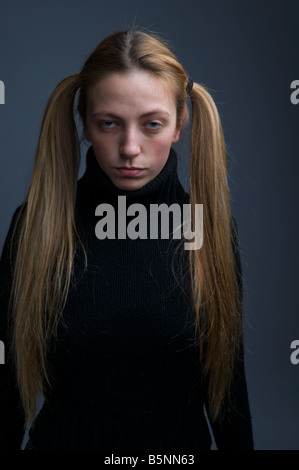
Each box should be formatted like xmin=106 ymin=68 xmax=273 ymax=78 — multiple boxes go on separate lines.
xmin=84 ymin=70 xmax=181 ymax=191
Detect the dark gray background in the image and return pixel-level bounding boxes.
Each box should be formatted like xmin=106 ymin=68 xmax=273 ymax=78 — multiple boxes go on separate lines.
xmin=0 ymin=0 xmax=298 ymax=450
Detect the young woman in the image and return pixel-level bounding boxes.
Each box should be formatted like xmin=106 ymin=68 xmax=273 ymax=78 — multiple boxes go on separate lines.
xmin=0 ymin=29 xmax=254 ymax=450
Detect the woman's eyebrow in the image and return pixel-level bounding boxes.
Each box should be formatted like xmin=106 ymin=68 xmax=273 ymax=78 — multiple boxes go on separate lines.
xmin=91 ymin=109 xmax=171 ymax=119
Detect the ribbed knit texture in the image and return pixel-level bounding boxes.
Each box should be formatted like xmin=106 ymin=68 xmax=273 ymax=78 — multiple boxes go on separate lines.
xmin=0 ymin=146 xmax=254 ymax=450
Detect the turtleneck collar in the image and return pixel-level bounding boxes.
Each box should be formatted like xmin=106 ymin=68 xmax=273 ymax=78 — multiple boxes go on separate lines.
xmin=77 ymin=146 xmax=187 ymax=207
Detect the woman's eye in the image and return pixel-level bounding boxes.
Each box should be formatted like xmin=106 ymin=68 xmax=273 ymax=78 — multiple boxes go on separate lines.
xmin=100 ymin=121 xmax=116 ymax=129
xmin=146 ymin=122 xmax=162 ymax=130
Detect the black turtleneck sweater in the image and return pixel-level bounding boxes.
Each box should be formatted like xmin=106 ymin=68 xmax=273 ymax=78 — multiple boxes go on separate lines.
xmin=0 ymin=147 xmax=253 ymax=450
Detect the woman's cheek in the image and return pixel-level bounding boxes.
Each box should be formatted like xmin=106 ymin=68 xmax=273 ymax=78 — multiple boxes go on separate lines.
xmin=152 ymin=137 xmax=174 ymax=161
xmin=92 ymin=137 xmax=114 ymax=157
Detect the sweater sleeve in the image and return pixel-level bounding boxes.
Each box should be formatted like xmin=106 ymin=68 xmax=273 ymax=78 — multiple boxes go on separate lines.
xmin=208 ymin=217 xmax=254 ymax=450
xmin=0 ymin=207 xmax=26 ymax=450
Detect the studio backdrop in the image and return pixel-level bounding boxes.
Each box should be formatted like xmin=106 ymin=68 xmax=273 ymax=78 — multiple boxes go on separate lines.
xmin=0 ymin=0 xmax=298 ymax=450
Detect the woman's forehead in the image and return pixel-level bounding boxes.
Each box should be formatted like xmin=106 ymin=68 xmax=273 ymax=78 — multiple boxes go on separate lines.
xmin=86 ymin=71 xmax=177 ymax=115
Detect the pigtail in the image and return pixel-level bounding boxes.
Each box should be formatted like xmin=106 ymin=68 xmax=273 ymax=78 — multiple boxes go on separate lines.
xmin=188 ymin=83 xmax=242 ymax=421
xmin=11 ymin=74 xmax=81 ymax=424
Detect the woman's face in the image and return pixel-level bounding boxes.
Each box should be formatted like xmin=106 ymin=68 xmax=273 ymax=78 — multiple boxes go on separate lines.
xmin=84 ymin=70 xmax=181 ymax=190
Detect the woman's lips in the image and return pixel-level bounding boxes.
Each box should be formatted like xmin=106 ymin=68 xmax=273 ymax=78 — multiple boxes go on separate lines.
xmin=115 ymin=167 xmax=145 ymax=177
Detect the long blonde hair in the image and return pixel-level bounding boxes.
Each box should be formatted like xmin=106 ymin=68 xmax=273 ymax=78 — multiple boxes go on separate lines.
xmin=10 ymin=29 xmax=242 ymax=424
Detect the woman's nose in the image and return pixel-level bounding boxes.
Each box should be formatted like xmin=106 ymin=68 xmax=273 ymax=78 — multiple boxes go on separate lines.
xmin=119 ymin=128 xmax=141 ymax=159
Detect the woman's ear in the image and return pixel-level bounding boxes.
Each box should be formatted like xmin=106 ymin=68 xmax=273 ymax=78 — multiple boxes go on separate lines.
xmin=172 ymin=126 xmax=181 ymax=144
